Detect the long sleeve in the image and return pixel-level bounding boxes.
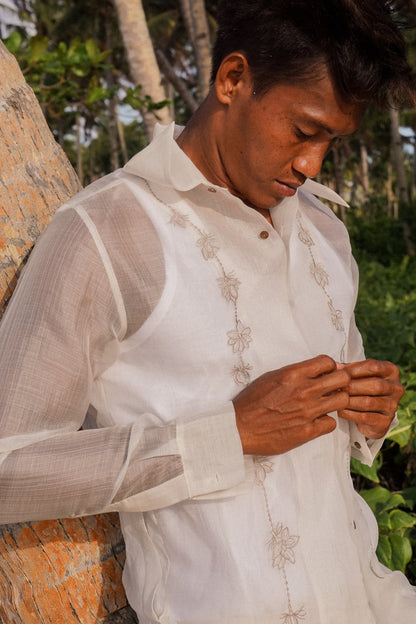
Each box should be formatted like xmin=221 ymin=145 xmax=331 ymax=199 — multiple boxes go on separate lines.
xmin=0 ymin=177 xmax=246 ymax=524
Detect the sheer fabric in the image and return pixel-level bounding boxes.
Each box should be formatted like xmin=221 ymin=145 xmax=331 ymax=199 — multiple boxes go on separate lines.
xmin=0 ymin=123 xmax=414 ymax=624
xmin=0 ymin=168 xmax=244 ymax=523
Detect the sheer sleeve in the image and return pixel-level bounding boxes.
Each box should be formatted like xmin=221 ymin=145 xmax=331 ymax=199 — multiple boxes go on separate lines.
xmin=0 ymin=177 xmax=245 ymax=524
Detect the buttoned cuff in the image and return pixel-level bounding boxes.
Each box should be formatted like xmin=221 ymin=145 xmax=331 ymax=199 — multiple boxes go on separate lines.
xmin=177 ymin=401 xmax=247 ymax=498
xmin=350 ymin=414 xmax=399 ymax=466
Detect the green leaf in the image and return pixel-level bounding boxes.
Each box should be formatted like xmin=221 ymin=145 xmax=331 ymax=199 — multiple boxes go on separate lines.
xmin=85 ymin=39 xmax=101 ymax=63
xmin=28 ymin=36 xmax=49 ymax=62
xmin=377 ymin=510 xmax=392 ymax=531
xmin=86 ymin=86 xmax=108 ymax=105
xmin=351 ymin=455 xmax=381 ymax=483
xmin=360 ymin=486 xmax=392 ymax=509
xmin=387 ymin=407 xmax=415 ymax=447
xmin=389 ymin=509 xmax=416 ymax=530
xmin=376 ymin=534 xmax=392 ymax=568
xmin=389 ymin=534 xmax=413 ymax=572
xmin=4 ymin=30 xmax=22 ymax=55
xmin=400 ymin=487 xmax=416 ymax=510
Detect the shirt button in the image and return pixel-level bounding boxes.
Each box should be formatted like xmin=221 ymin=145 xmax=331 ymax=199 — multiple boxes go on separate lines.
xmin=259 ymin=230 xmax=269 ymax=239
xmin=207 ymin=186 xmax=216 ymax=193
xmin=354 ymin=441 xmax=361 ymax=449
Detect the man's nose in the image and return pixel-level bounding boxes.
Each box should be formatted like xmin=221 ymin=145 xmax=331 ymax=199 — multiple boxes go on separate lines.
xmin=292 ymin=145 xmax=328 ymax=180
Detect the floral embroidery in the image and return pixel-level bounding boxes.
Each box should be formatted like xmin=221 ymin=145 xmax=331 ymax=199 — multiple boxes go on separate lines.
xmin=227 ymin=320 xmax=252 ymax=353
xmin=281 ymin=607 xmax=307 ymax=623
xmin=328 ymin=301 xmax=344 ymax=331
xmin=144 ymin=179 xmax=253 ymax=385
xmin=297 ymin=211 xmax=347 ymax=362
xmin=196 ymin=232 xmax=220 ymax=260
xmin=169 ymin=209 xmax=189 ymax=228
xmin=309 ymin=261 xmax=329 ymax=288
xmin=298 ymin=223 xmax=314 ymax=247
xmin=217 ymin=272 xmax=241 ymax=303
xmin=268 ymin=524 xmax=300 ymax=569
xmin=254 ymin=456 xmax=305 ymax=620
xmin=254 ymin=456 xmax=274 ymax=485
xmin=232 ymin=363 xmax=252 ymax=385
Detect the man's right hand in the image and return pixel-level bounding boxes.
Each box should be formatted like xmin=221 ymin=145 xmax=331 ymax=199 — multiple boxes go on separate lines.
xmin=233 ymin=354 xmax=351 ymax=456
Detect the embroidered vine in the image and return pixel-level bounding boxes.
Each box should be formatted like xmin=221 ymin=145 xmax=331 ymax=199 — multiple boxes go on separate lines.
xmin=144 ymin=180 xmax=253 ymax=385
xmin=254 ymin=457 xmax=306 ymax=623
xmin=296 ymin=211 xmax=347 ymax=362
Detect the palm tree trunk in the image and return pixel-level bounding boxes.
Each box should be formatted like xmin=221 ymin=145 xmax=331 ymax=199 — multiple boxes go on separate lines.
xmin=360 ymin=139 xmax=370 ymax=202
xmin=389 ymin=107 xmax=409 ymax=205
xmin=180 ymin=0 xmax=211 ymax=101
xmin=112 ymin=0 xmax=172 ymax=139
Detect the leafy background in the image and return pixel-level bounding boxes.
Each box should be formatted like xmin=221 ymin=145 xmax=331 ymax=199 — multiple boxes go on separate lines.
xmin=348 ymin=209 xmax=416 ymax=582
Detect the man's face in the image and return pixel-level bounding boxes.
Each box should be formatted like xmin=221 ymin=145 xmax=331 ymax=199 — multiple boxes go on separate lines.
xmin=216 ymin=70 xmax=364 ymax=211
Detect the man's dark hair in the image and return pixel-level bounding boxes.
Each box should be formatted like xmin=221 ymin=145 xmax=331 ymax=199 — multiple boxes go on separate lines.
xmin=211 ymin=0 xmax=416 ymax=109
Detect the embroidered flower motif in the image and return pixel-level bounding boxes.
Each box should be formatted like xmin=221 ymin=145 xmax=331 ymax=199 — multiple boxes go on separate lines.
xmin=232 ymin=362 xmax=252 ymax=385
xmin=268 ymin=523 xmax=300 ymax=570
xmin=328 ymin=301 xmax=345 ymax=331
xmin=217 ymin=272 xmax=241 ymax=304
xmin=281 ymin=607 xmax=307 ymax=623
xmin=309 ymin=261 xmax=329 ymax=288
xmin=227 ymin=320 xmax=252 ymax=353
xmin=298 ymin=223 xmax=314 ymax=247
xmin=169 ymin=209 xmax=189 ymax=228
xmin=254 ymin=456 xmax=274 ymax=485
xmin=196 ymin=232 xmax=219 ymax=260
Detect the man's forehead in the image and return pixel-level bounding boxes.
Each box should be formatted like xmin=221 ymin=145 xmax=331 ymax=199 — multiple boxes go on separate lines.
xmin=263 ymin=74 xmax=366 ymax=136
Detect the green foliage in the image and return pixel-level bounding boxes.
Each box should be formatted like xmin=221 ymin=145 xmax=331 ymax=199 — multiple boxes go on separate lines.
xmin=124 ymin=85 xmax=171 ymax=116
xmin=347 ymin=211 xmax=407 ymax=263
xmin=360 ymin=487 xmax=416 ymax=573
xmin=3 ymin=31 xmax=113 ymax=123
xmin=348 ymin=210 xmax=416 ymax=582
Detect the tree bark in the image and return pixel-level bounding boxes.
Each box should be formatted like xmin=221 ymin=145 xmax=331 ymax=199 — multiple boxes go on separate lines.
xmin=0 ymin=40 xmax=81 ymax=314
xmin=112 ymin=0 xmax=172 ymax=139
xmin=360 ymin=139 xmax=370 ymax=202
xmin=156 ymin=47 xmax=198 ymax=114
xmin=180 ymin=0 xmax=211 ymax=101
xmin=389 ymin=107 xmax=409 ymax=205
xmin=0 ymin=40 xmax=136 ymax=622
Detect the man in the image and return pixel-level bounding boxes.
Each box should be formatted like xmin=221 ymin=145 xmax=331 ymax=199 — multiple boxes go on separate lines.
xmin=0 ymin=0 xmax=415 ymax=622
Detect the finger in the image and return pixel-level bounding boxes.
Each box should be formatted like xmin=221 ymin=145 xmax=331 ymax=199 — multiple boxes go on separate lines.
xmin=347 ymin=377 xmax=399 ymax=397
xmin=315 ymin=370 xmax=351 ymax=395
xmin=307 ymin=390 xmax=350 ymax=418
xmin=311 ymin=414 xmax=338 ymax=438
xmin=338 ymin=407 xmax=394 ymax=433
xmin=343 ymin=394 xmax=398 ymax=415
xmin=284 ymin=354 xmax=337 ymax=379
xmin=343 ymin=359 xmax=399 ymax=381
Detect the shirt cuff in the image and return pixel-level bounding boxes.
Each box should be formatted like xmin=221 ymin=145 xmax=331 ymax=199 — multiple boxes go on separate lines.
xmin=176 ymin=401 xmax=247 ymax=498
xmin=349 ymin=414 xmax=399 ymax=466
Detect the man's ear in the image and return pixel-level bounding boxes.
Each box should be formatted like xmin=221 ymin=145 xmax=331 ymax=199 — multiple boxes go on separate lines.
xmin=215 ymin=53 xmax=252 ymax=105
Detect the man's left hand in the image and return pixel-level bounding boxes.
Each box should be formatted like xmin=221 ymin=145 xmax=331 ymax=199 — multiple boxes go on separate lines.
xmin=337 ymin=359 xmax=404 ymax=439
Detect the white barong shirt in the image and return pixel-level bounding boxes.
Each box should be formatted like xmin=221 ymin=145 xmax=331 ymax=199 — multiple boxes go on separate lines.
xmin=0 ymin=123 xmax=415 ymax=623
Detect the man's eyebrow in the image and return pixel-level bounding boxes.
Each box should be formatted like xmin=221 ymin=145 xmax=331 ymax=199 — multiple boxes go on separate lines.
xmin=304 ymin=116 xmax=352 ymax=138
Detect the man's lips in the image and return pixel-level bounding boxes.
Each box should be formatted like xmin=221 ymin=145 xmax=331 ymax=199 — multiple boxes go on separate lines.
xmin=274 ymin=178 xmax=304 ymax=196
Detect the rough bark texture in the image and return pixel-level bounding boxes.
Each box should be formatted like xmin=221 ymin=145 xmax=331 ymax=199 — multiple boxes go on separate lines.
xmin=0 ymin=515 xmax=138 ymax=624
xmin=0 ymin=41 xmax=82 ymax=314
xmin=0 ymin=40 xmax=137 ymax=623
